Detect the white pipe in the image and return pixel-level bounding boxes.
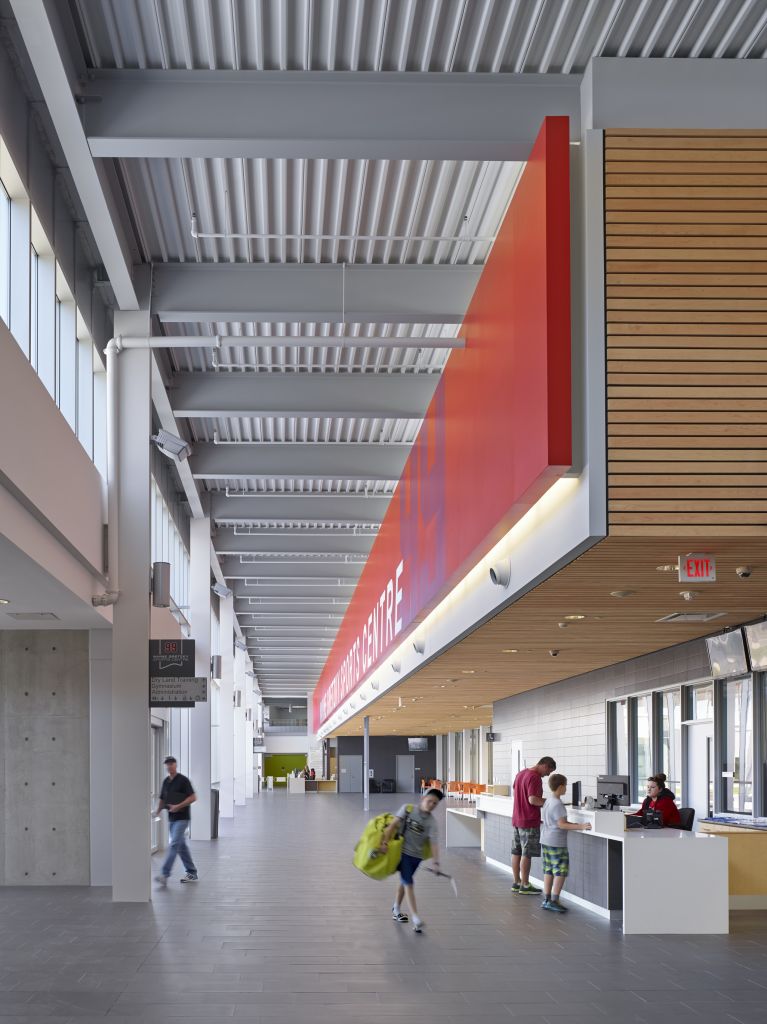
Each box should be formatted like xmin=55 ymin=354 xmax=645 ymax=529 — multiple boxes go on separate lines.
xmin=115 ymin=335 xmax=222 ymax=349
xmin=93 ymin=338 xmax=121 ymax=607
xmin=190 ymin=214 xmax=494 ymax=244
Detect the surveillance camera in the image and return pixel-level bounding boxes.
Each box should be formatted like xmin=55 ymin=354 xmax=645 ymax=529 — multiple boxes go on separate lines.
xmin=151 ymin=429 xmax=192 ymax=462
xmin=549 ymin=649 xmax=560 ymax=657
xmin=736 ymin=566 xmax=752 ymax=579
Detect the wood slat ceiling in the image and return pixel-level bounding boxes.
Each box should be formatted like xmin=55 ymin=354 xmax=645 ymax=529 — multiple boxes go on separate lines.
xmin=333 ymin=535 xmax=767 ymax=736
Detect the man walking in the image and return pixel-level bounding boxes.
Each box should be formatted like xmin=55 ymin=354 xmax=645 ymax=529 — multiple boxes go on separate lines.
xmin=511 ymin=755 xmax=556 ymax=895
xmin=154 ymin=756 xmax=198 ymax=886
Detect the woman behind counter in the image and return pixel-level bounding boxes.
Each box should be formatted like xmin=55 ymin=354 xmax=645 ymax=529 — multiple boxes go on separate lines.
xmin=631 ymin=772 xmax=681 ymax=827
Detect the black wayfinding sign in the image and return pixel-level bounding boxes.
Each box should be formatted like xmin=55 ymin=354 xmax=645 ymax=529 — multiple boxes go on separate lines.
xmin=149 ymin=639 xmax=207 ymax=707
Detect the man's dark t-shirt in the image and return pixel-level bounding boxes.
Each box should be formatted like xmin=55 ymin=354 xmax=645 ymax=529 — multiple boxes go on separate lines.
xmin=160 ymin=773 xmax=195 ymax=821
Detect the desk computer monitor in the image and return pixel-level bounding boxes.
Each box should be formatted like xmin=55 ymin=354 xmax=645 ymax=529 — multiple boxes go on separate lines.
xmin=596 ymin=774 xmax=630 ymax=809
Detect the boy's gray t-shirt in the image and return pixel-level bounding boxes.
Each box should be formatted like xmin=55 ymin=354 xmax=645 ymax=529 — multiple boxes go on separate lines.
xmin=395 ymin=804 xmax=436 ymax=859
xmin=541 ymin=795 xmax=568 ymax=848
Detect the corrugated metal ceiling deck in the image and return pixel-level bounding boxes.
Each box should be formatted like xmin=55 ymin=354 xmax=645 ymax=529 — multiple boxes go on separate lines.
xmin=64 ymin=0 xmax=767 ymax=696
xmin=75 ymin=0 xmax=767 ymax=72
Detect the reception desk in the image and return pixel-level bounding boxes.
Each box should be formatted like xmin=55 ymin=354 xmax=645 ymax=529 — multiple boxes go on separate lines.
xmin=478 ymin=796 xmax=729 ymax=934
xmin=287 ymin=777 xmax=338 ymax=794
xmin=699 ymin=817 xmax=767 ymax=909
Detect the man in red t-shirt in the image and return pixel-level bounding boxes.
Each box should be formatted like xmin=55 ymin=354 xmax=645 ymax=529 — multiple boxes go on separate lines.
xmin=511 ymin=756 xmax=557 ymax=895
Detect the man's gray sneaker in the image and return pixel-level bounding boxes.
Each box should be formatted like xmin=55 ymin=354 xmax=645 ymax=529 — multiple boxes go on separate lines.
xmin=179 ymin=873 xmax=198 ymax=883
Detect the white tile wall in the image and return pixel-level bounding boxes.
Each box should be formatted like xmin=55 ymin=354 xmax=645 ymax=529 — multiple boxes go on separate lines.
xmin=492 ymin=639 xmax=711 ymax=798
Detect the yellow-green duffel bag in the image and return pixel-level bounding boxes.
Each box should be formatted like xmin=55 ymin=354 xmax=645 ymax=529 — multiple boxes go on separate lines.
xmin=353 ymin=806 xmax=413 ymax=880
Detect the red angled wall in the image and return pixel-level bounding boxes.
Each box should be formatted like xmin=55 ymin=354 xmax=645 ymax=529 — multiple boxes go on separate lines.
xmin=313 ymin=116 xmax=572 ymax=730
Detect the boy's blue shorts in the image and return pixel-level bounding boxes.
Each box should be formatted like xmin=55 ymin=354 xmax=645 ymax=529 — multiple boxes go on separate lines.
xmin=399 ymin=853 xmax=422 ymax=886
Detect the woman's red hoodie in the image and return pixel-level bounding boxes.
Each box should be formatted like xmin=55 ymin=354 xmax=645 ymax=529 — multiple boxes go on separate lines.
xmin=639 ymin=789 xmax=680 ymax=827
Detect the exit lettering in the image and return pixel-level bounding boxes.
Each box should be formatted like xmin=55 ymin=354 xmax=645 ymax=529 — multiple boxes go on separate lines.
xmin=678 ymin=554 xmax=716 ymax=584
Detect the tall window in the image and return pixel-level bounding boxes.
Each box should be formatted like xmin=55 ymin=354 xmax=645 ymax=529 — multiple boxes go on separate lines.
xmin=0 ymin=179 xmax=9 ymax=324
xmin=692 ymin=684 xmax=714 ymax=720
xmin=609 ymin=699 xmax=629 ymax=775
xmin=151 ymin=479 xmax=190 ymax=613
xmin=634 ymin=693 xmax=653 ymax=798
xmin=723 ymin=677 xmax=753 ymax=813
xmin=661 ymin=689 xmax=682 ymax=796
xmin=1 ymin=142 xmax=104 ymax=471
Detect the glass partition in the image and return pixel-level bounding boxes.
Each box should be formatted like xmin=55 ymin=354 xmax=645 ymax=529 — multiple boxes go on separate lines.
xmin=661 ymin=689 xmax=682 ymax=796
xmin=634 ymin=693 xmax=653 ymax=798
xmin=722 ymin=677 xmax=753 ymax=813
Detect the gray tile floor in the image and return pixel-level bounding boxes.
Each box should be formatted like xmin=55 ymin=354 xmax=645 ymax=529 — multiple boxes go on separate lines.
xmin=1 ymin=793 xmax=767 ymax=1023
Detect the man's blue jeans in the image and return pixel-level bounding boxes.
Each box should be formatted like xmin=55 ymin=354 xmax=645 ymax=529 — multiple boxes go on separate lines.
xmin=161 ymin=819 xmax=197 ymax=878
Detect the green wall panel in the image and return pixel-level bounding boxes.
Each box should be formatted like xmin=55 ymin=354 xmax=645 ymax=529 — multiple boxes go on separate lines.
xmin=264 ymin=753 xmax=307 ymax=786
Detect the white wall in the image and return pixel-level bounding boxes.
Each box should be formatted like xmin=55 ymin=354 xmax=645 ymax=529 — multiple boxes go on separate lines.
xmin=264 ymin=734 xmax=309 ymax=755
xmin=0 ymin=320 xmax=104 ymax=575
xmin=492 ymin=639 xmax=711 ymax=798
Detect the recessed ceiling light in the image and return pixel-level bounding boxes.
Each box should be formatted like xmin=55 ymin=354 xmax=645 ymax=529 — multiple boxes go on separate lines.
xmin=610 ymin=590 xmax=635 ymax=598
xmin=656 ymin=564 xmax=677 ymax=572
xmin=563 ymin=614 xmax=586 ymax=621
xmin=502 ymin=648 xmax=518 ymax=653
xmin=0 ymin=598 xmax=9 ymax=605
xmin=462 ymin=669 xmax=475 ymax=675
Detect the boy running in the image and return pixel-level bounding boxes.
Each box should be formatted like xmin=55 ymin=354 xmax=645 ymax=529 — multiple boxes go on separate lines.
xmin=379 ymin=788 xmax=443 ymax=933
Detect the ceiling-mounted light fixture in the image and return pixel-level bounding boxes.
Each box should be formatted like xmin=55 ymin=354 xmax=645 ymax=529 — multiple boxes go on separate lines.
xmin=212 ymin=582 xmax=233 ymax=599
xmin=656 ymin=564 xmax=677 ymax=573
xmin=563 ymin=614 xmax=586 ymax=621
xmin=610 ymin=590 xmax=635 ymax=598
xmin=412 ymin=636 xmax=426 ymax=655
xmin=390 ymin=660 xmax=401 ymax=673
xmin=151 ymin=429 xmax=192 ymax=462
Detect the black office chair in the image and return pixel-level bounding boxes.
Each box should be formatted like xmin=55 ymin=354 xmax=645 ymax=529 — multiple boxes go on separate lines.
xmin=678 ymin=807 xmax=695 ymax=831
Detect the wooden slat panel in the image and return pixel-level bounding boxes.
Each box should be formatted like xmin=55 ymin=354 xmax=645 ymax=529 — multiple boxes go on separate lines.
xmin=606 ymin=130 xmax=767 ymax=536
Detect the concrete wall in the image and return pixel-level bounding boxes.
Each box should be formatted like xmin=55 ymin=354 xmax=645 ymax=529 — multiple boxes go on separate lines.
xmin=337 ymin=735 xmax=437 ymax=788
xmin=0 ymin=631 xmax=90 ymax=885
xmin=492 ymin=640 xmax=710 ymax=798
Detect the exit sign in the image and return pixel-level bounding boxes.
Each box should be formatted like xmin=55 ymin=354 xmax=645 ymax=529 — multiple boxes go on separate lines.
xmin=678 ymin=554 xmax=716 ymax=583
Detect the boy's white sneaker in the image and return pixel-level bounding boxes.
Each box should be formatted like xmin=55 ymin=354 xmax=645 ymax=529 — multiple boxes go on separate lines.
xmin=412 ymin=918 xmax=424 ymax=934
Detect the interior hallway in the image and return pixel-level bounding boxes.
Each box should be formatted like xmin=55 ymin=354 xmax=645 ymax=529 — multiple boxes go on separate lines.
xmin=0 ymin=793 xmax=766 ymax=1024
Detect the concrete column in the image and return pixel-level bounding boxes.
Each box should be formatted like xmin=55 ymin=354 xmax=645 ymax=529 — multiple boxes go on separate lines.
xmin=111 ymin=315 xmax=152 ymax=901
xmin=233 ymin=648 xmax=247 ymax=805
xmin=435 ymin=735 xmax=443 ymax=781
xmin=218 ymin=595 xmax=235 ymax=818
xmin=189 ymin=517 xmax=212 ymax=840
xmin=363 ymin=715 xmax=370 ymax=812
xmin=89 ymin=629 xmax=112 ymax=886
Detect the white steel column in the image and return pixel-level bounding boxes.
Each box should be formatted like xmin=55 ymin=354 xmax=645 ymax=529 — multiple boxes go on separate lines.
xmin=363 ymin=716 xmax=370 ymax=812
xmin=462 ymin=729 xmax=473 ymax=783
xmin=110 ymin=311 xmax=152 ymax=901
xmin=447 ymin=733 xmax=456 ymax=783
xmin=435 ymin=735 xmax=444 ymax=782
xmin=234 ymin=648 xmax=247 ymax=806
xmin=218 ymin=595 xmax=235 ymax=818
xmin=245 ymin=672 xmax=255 ymax=799
xmin=189 ymin=517 xmax=212 ymax=839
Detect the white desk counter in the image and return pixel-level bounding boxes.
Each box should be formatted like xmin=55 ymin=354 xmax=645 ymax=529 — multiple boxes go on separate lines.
xmin=445 ymin=806 xmax=481 ymax=848
xmin=478 ymin=797 xmax=729 ymax=934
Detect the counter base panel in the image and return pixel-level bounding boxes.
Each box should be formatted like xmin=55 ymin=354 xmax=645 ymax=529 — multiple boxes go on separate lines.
xmin=484 ymin=856 xmax=620 ymax=922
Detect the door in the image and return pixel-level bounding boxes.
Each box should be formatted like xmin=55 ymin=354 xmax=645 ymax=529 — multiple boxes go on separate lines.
xmin=339 ymin=754 xmax=363 ymax=793
xmin=686 ymin=720 xmax=715 ymax=825
xmin=396 ymin=754 xmax=415 ymax=793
